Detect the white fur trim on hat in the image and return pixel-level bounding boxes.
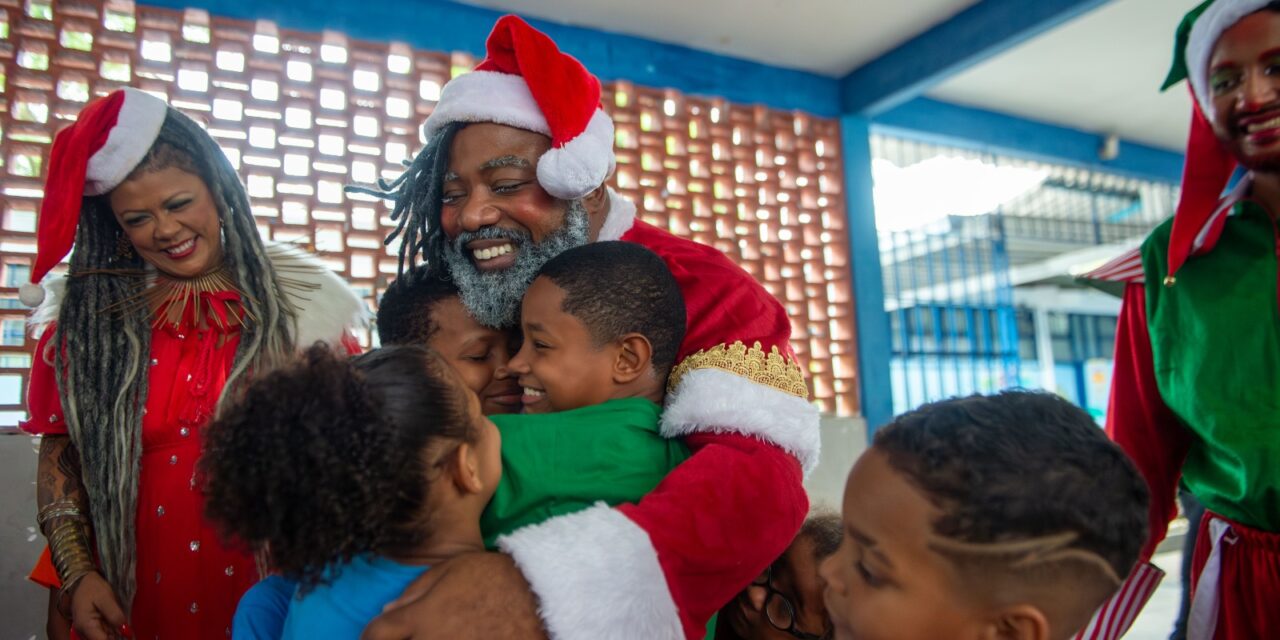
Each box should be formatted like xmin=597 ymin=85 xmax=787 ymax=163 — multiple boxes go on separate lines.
xmin=497 ymin=502 xmax=683 ymax=640
xmin=596 ymin=188 xmax=637 ymax=241
xmin=421 ymin=71 xmax=550 ymax=141
xmin=537 ymin=109 xmax=615 ymax=200
xmin=1187 ymin=0 xmax=1271 ymax=117
xmin=662 ymin=368 xmax=822 ymax=475
xmin=84 ymin=88 xmax=168 ymax=196
xmin=26 ymin=276 xmax=66 ymax=336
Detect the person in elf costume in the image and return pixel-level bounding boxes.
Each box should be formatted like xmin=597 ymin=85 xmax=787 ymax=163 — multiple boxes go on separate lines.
xmin=361 ymin=14 xmax=820 ymax=640
xmin=21 ymin=88 xmax=366 ymax=640
xmin=1079 ymin=1 xmax=1280 ymax=638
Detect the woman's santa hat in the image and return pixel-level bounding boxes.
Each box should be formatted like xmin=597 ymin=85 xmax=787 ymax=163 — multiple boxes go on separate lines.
xmin=19 ymin=87 xmax=168 ymax=307
xmin=420 ymin=15 xmax=615 ymax=200
xmin=1160 ymin=0 xmax=1270 ymax=283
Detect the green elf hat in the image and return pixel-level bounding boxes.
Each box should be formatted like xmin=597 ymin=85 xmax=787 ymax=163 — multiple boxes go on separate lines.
xmin=1160 ymin=0 xmax=1213 ymax=91
xmin=1160 ymin=0 xmax=1270 ymax=283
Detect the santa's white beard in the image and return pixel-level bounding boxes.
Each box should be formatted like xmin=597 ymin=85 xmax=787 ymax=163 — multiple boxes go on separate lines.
xmin=442 ymin=200 xmax=590 ymax=328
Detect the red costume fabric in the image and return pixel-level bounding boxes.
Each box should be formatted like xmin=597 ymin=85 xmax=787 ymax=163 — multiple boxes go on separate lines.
xmin=495 ymin=201 xmax=817 ymax=640
xmin=1189 ymin=513 xmax=1280 ymax=640
xmin=622 ymin=219 xmax=812 ymax=636
xmin=25 ymin=292 xmax=260 ymax=640
xmin=25 ymin=246 xmax=366 ymax=639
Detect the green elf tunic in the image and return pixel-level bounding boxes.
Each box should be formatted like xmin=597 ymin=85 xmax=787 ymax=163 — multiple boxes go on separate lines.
xmin=1100 ymin=192 xmax=1280 ymax=563
xmin=481 ymin=397 xmax=691 ymax=548
xmin=1141 ymin=201 xmax=1280 ymax=534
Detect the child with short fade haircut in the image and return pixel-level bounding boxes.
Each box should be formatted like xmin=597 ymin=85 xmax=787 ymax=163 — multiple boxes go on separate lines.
xmin=508 ymin=239 xmax=685 ymax=412
xmin=375 ymin=266 xmax=522 ymax=415
xmin=821 ymin=390 xmax=1149 ymax=640
xmin=482 ymin=240 xmax=692 ymax=544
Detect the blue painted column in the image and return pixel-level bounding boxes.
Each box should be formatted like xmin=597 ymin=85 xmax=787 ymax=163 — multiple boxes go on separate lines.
xmin=840 ymin=115 xmax=893 ymax=435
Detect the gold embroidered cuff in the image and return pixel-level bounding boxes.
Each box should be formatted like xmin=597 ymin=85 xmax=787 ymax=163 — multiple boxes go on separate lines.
xmin=668 ymin=340 xmax=809 ymax=398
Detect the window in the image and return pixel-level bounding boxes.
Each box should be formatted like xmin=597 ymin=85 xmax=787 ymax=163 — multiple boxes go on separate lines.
xmin=4 ymin=263 xmax=31 ymax=287
xmin=2 ymin=319 xmax=26 ymax=346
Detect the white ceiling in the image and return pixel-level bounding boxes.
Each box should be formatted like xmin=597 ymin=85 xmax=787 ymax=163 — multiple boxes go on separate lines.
xmin=455 ymin=0 xmax=1198 ymax=152
xmin=453 ymin=0 xmax=979 ymax=76
xmin=930 ymin=0 xmax=1201 ymax=151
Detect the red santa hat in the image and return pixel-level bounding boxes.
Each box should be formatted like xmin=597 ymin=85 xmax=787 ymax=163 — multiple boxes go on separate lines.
xmin=420 ymin=15 xmax=615 ymax=200
xmin=19 ymin=87 xmax=168 ymax=307
xmin=1161 ymin=0 xmax=1269 ymax=283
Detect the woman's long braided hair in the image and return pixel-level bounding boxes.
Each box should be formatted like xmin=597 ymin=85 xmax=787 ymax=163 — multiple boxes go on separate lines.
xmin=52 ymin=107 xmax=297 ymax=608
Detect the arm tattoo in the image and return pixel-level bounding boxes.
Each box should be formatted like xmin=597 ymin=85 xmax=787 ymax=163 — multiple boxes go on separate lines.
xmin=36 ymin=436 xmax=88 ymax=523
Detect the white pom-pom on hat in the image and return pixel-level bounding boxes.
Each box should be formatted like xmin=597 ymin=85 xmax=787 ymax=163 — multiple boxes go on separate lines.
xmin=19 ymin=283 xmax=46 ymax=308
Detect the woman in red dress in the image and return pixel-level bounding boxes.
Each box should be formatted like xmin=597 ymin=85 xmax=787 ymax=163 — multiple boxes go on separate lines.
xmin=21 ymin=88 xmax=365 ymax=640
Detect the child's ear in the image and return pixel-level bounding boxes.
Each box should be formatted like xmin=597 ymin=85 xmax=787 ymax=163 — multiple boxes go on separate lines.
xmin=445 ymin=442 xmax=485 ymax=495
xmin=984 ymin=604 xmax=1050 ymax=640
xmin=613 ymin=333 xmax=653 ymax=384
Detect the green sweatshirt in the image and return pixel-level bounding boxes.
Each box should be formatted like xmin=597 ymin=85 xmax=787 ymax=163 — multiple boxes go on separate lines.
xmin=481 ymin=397 xmax=691 ymax=547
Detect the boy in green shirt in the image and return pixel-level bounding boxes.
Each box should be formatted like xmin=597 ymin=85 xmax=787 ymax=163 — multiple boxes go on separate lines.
xmin=482 ymin=240 xmax=691 ymax=544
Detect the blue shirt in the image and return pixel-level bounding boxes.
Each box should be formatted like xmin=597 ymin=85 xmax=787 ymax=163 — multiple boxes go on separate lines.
xmin=282 ymin=556 xmax=430 ymax=640
xmin=231 ymin=558 xmax=429 ymax=640
xmin=233 ymin=576 xmax=295 ymax=640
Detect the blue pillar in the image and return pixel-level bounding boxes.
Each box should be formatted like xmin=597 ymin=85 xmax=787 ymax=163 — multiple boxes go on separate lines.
xmin=840 ymin=116 xmax=893 ymax=435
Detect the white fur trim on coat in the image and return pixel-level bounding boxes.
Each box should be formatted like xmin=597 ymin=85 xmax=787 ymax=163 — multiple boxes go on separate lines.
xmin=662 ymin=368 xmax=821 ymax=475
xmin=1187 ymin=0 xmax=1270 ymax=117
xmin=27 ymin=243 xmax=368 ymax=346
xmin=597 ymin=188 xmax=637 ymax=241
xmin=85 ymin=88 xmax=168 ymax=196
xmin=537 ymin=110 xmax=616 ymax=200
xmin=497 ymin=502 xmax=683 ymax=640
xmin=421 ymin=71 xmax=550 ymax=140
xmin=264 ymin=242 xmax=369 ymax=346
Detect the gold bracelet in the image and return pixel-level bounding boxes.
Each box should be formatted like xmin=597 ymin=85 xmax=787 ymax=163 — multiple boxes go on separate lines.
xmin=48 ymin=519 xmax=96 ymax=584
xmin=37 ymin=498 xmax=85 ymax=528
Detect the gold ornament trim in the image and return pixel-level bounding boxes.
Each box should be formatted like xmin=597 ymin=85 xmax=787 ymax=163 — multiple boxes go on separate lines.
xmin=668 ymin=340 xmax=809 ymax=399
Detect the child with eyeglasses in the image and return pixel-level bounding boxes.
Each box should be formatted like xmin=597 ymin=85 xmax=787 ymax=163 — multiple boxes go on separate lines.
xmin=716 ymin=512 xmax=841 ymax=640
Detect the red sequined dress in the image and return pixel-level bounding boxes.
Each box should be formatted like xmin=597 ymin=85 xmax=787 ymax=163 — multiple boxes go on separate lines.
xmin=24 ymin=247 xmax=366 ymax=640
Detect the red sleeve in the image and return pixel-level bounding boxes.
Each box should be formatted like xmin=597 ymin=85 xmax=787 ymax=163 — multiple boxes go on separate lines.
xmin=21 ymin=327 xmax=67 ymax=436
xmin=617 ymin=432 xmax=807 ymax=638
xmin=1107 ymin=282 xmax=1190 ymax=561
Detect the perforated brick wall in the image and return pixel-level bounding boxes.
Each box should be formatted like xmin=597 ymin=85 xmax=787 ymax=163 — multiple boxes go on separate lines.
xmin=0 ymin=0 xmax=858 ymax=421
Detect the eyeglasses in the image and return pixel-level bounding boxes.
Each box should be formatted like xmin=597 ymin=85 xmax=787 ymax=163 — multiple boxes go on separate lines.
xmin=751 ymin=566 xmax=832 ymax=640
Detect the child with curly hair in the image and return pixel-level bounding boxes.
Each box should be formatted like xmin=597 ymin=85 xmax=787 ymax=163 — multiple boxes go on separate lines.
xmin=199 ymin=344 xmax=501 ymax=639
